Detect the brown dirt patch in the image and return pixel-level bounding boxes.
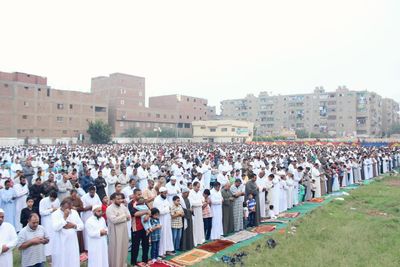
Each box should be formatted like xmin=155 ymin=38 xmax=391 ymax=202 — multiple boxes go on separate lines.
xmin=367 ymin=210 xmax=388 ymax=217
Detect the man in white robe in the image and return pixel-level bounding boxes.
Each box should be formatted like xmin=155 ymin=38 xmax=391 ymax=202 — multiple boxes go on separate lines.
xmin=293 ymin=166 xmax=303 ymax=206
xmin=85 ymin=205 xmax=108 ymax=267
xmin=51 ymin=198 xmax=84 ymax=267
xmin=256 ymin=171 xmax=267 ymax=218
xmin=311 ymin=163 xmax=322 ymax=197
xmin=210 ymin=182 xmax=223 ymax=240
xmin=166 ymin=176 xmax=180 ymax=203
xmin=0 ymin=208 xmax=18 ymax=267
xmin=188 ymin=181 xmax=205 ymax=246
xmin=106 ymin=168 xmax=119 ymax=196
xmin=137 ymin=162 xmax=149 ymax=190
xmin=153 ymin=187 xmax=174 ymax=257
xmin=39 ymin=191 xmax=60 ymax=257
xmin=0 ymin=180 xmax=16 ymax=227
xmin=14 ymin=176 xmax=29 ymax=232
xmin=81 ymin=186 xmax=102 ymax=251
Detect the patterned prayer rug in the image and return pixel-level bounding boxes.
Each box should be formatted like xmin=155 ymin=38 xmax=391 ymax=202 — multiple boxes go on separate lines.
xmin=224 ymin=230 xmax=258 ymax=243
xmin=278 ymin=212 xmax=300 ymax=218
xmin=170 ymin=249 xmax=214 ymax=266
xmin=251 ymin=224 xmax=277 ymax=234
xmin=148 ymin=260 xmax=185 ymax=267
xmin=197 ymin=239 xmax=235 ymax=253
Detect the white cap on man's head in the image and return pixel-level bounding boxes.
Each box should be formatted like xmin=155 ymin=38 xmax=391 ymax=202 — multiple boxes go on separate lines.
xmin=159 ymin=187 xmax=167 ymax=192
xmin=92 ymin=205 xmax=102 ymax=212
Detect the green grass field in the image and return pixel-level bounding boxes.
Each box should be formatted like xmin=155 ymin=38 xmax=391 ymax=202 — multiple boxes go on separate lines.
xmin=198 ymin=175 xmax=400 ymax=267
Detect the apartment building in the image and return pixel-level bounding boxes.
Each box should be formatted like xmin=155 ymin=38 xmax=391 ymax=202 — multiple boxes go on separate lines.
xmin=92 ymin=75 xmax=217 ymax=137
xmin=0 ymin=71 xmax=108 ymax=138
xmin=382 ymin=98 xmax=400 ymax=135
xmin=221 ymin=86 xmax=399 ymax=138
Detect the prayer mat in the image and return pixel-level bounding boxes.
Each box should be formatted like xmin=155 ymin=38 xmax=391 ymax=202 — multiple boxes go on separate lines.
xmin=310 ymin=198 xmax=324 ymax=203
xmin=251 ymin=224 xmax=277 ymax=234
xmin=197 ymin=239 xmax=235 ymax=253
xmin=278 ymin=212 xmax=300 ymax=218
xmin=170 ymin=249 xmax=214 ymax=266
xmin=260 ymin=218 xmax=287 ymax=224
xmin=224 ymin=230 xmax=258 ymax=243
xmin=148 ymin=260 xmax=184 ymax=267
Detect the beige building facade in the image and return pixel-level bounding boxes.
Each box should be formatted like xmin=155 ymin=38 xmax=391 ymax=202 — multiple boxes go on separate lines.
xmin=0 ymin=71 xmax=108 ymax=139
xmin=192 ymin=120 xmax=254 ymax=143
xmin=221 ymin=87 xmax=399 ymax=138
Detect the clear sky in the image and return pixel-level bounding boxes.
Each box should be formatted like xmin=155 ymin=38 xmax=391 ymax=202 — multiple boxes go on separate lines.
xmin=1 ymin=0 xmax=399 ymax=113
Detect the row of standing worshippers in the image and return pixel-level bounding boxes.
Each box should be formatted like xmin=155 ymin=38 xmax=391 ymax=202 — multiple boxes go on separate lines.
xmin=1 ymin=146 xmax=400 ymax=266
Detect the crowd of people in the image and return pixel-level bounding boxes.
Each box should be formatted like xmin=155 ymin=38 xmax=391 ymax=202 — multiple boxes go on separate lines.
xmin=0 ymin=143 xmax=399 ymax=267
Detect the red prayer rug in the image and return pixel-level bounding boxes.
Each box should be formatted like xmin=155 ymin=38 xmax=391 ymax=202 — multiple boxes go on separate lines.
xmin=251 ymin=224 xmax=277 ymax=234
xmin=197 ymin=239 xmax=235 ymax=253
xmin=278 ymin=212 xmax=300 ymax=218
xmin=310 ymin=198 xmax=324 ymax=203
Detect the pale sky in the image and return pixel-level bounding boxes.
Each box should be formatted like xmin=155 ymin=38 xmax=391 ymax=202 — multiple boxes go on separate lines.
xmin=1 ymin=0 xmax=399 ymax=113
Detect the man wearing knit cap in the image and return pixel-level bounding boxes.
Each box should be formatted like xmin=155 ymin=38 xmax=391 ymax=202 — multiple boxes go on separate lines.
xmin=85 ymin=205 xmax=108 ymax=267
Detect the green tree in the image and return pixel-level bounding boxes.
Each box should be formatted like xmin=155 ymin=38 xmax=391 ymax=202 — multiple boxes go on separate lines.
xmin=120 ymin=127 xmax=141 ymax=137
xmin=295 ymin=129 xmax=309 ymax=139
xmin=87 ymin=120 xmax=112 ymax=144
xmin=388 ymin=124 xmax=400 ymax=136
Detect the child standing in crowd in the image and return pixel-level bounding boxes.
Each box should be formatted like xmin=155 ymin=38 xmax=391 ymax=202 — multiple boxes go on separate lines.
xmin=311 ymin=179 xmax=317 ymax=198
xmin=135 ymin=197 xmax=152 ymax=234
xmin=243 ymin=201 xmax=249 ymax=227
xmin=268 ymin=205 xmax=277 ymax=219
xmin=171 ymin=196 xmax=184 ymax=252
xmin=202 ymin=189 xmax=212 ymax=240
xmin=150 ymin=208 xmax=162 ymax=263
xmin=247 ymin=193 xmax=257 ymax=227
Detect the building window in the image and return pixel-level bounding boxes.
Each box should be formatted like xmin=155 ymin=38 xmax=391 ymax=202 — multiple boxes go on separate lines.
xmin=148 ymin=113 xmax=151 ymax=117
xmin=62 ymin=130 xmax=67 ymax=134
xmin=4 ymin=83 xmax=8 ymax=87
xmin=221 ymin=128 xmax=228 ymax=132
xmin=187 ymin=115 xmax=189 ymax=119
xmin=120 ymin=100 xmax=125 ymax=105
xmin=210 ymin=128 xmax=216 ymax=132
xmin=57 ymin=104 xmax=64 ymax=109
xmin=156 ymin=114 xmax=160 ymax=118
xmin=120 ymin=121 xmax=124 ymax=127
xmin=194 ymin=116 xmax=196 ymax=120
xmin=171 ymin=115 xmax=174 ymax=119
xmin=17 ymin=129 xmax=21 ymax=134
xmin=232 ymin=128 xmax=236 ymax=132
xmin=70 ymin=104 xmax=73 ymax=109
xmin=24 ymin=101 xmax=29 ymax=107
xmin=201 ymin=126 xmax=206 ymax=129
xmin=163 ymin=114 xmax=167 ymax=119
xmin=22 ymin=115 xmax=28 ymax=119
xmin=187 ymin=98 xmax=189 ymax=102
xmin=184 ymin=123 xmax=191 ymax=128
xmin=47 ymin=88 xmax=50 ymax=97
xmin=136 ymin=122 xmax=140 ymax=127
xmin=95 ymin=106 xmax=107 ymax=112
xmin=56 ymin=117 xmax=63 ymax=122
xmin=24 ymin=86 xmax=29 ymax=89
xmin=120 ymin=89 xmax=126 ymax=94
xmin=179 ymin=115 xmax=182 ymax=119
